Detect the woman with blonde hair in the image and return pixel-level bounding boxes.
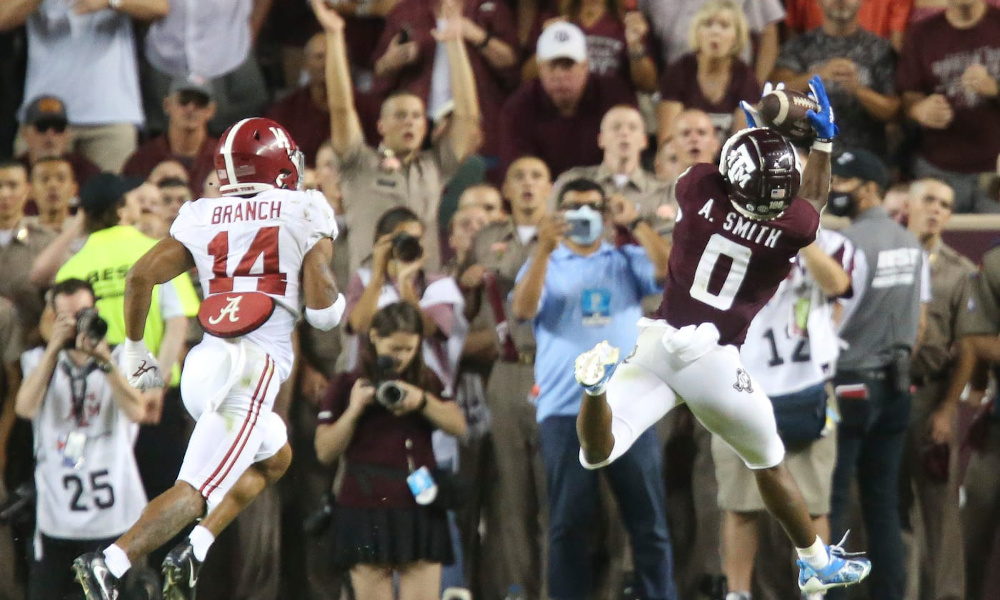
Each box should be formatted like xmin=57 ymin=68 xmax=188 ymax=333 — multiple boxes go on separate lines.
xmin=655 ymin=0 xmax=760 ymax=147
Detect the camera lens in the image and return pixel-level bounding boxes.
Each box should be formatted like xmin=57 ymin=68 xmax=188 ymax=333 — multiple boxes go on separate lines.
xmin=376 ymin=381 xmax=406 ymax=408
xmin=76 ymin=308 xmax=108 ymax=343
xmin=392 ymin=233 xmax=423 ymax=263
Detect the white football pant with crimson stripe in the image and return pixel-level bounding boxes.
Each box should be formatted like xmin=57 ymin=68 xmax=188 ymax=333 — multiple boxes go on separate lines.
xmin=178 ymin=336 xmax=288 ymax=512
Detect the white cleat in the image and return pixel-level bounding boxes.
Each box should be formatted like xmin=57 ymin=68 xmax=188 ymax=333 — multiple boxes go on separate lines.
xmin=574 ymin=341 xmax=620 ymax=395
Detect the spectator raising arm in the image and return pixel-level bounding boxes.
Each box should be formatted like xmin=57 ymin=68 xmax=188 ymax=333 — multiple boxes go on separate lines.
xmin=315 ymin=0 xmax=365 ymax=158
xmin=510 ymin=215 xmax=567 ymax=320
xmin=435 ymin=0 xmax=484 ymax=163
xmin=754 ymin=22 xmax=779 ymax=84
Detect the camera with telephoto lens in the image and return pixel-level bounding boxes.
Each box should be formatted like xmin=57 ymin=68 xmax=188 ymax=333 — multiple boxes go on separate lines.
xmin=392 ymin=232 xmax=423 ymax=263
xmin=73 ymin=307 xmax=108 ymax=348
xmin=372 ymin=355 xmax=407 ymax=409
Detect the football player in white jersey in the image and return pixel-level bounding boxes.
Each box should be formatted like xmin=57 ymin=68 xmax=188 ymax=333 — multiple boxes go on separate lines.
xmin=73 ymin=118 xmax=346 ymax=600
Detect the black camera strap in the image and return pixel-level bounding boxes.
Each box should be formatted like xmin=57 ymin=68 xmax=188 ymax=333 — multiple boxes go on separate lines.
xmin=59 ymin=358 xmax=100 ymax=426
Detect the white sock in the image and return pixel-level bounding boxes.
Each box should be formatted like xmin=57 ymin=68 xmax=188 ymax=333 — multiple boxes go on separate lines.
xmin=189 ymin=525 xmax=216 ymax=562
xmin=103 ymin=544 xmax=131 ymax=579
xmin=796 ymin=535 xmax=830 ymax=571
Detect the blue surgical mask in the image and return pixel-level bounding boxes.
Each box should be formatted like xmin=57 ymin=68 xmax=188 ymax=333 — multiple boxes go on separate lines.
xmin=564 ymin=205 xmax=604 ymax=245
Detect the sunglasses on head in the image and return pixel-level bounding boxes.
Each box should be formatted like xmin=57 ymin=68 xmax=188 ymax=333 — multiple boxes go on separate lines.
xmin=177 ymin=90 xmax=211 ymax=108
xmin=34 ymin=120 xmax=67 ymax=134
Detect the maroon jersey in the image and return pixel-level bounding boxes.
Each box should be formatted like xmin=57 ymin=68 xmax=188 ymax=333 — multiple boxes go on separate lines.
xmin=654 ymin=163 xmax=819 ymax=345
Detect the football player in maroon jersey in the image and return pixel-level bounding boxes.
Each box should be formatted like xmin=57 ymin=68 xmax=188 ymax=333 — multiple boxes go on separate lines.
xmin=574 ymin=76 xmax=872 ymax=595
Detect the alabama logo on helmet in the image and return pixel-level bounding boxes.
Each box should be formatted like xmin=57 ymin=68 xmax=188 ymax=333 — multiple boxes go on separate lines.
xmin=215 ymin=118 xmax=305 ymax=196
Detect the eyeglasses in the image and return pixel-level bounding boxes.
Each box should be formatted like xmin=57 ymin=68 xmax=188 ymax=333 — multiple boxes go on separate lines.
xmin=176 ymin=90 xmax=211 ymax=108
xmin=34 ymin=120 xmax=67 ymax=134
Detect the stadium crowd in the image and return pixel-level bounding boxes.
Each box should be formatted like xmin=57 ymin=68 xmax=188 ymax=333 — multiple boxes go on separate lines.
xmin=1 ymin=0 xmax=1000 ymax=599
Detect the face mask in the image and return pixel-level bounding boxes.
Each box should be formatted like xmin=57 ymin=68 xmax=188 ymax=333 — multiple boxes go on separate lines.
xmin=563 ymin=205 xmax=604 ymax=245
xmin=827 ymin=190 xmax=857 ymax=218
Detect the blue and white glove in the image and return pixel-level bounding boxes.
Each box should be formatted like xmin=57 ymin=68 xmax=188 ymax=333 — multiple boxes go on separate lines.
xmin=739 ymin=81 xmax=784 ymax=129
xmin=805 ymin=74 xmax=837 ymax=152
xmin=122 ymin=338 xmax=165 ymax=390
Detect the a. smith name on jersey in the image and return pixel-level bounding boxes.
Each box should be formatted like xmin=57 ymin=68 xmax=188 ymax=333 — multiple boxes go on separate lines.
xmin=210 ymin=199 xmax=283 ymax=225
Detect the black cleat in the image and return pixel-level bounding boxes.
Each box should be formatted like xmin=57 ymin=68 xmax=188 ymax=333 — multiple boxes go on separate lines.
xmin=73 ymin=552 xmax=120 ymax=600
xmin=161 ymin=541 xmax=203 ymax=600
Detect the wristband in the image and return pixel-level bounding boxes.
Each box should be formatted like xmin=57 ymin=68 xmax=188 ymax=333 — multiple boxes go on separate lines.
xmin=97 ymin=360 xmax=113 ymax=374
xmin=811 ymin=140 xmax=833 ymax=153
xmin=628 ymin=217 xmax=647 ymax=231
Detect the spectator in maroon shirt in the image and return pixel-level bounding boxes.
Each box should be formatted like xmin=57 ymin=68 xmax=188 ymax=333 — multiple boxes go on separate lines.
xmin=897 ymin=0 xmax=1000 ymax=213
xmin=266 ymin=32 xmax=381 ymax=166
xmin=17 ymin=96 xmax=100 ymax=195
xmin=499 ymin=21 xmax=638 ymax=178
xmin=121 ymin=75 xmax=219 ymax=197
xmin=315 ymin=301 xmax=467 ymax=599
xmin=523 ymin=0 xmax=659 ymax=94
xmin=655 ymin=0 xmax=759 ymax=148
xmin=372 ymin=0 xmax=519 ymax=157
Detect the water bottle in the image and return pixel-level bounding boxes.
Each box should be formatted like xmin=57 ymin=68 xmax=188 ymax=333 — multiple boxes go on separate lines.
xmin=504 ymin=584 xmax=526 ymax=600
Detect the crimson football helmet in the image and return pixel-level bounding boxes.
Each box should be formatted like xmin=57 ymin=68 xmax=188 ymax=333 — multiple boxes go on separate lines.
xmin=719 ymin=128 xmax=801 ymax=220
xmin=215 ymin=117 xmax=305 ymax=196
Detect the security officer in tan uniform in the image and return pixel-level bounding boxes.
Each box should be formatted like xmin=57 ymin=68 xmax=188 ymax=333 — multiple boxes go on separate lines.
xmin=459 ymin=156 xmax=550 ymax=600
xmin=942 ymin=243 xmax=1000 ymax=600
xmin=902 ymin=178 xmax=974 ymax=600
xmin=318 ymin=4 xmax=482 ymax=273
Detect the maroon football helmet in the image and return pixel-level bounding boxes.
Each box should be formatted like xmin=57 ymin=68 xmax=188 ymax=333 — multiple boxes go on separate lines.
xmin=719 ymin=128 xmax=800 ymax=220
xmin=215 ymin=117 xmax=305 ymax=196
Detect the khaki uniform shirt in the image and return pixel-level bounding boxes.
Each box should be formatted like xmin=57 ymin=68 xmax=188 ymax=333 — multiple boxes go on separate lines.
xmin=0 ymin=220 xmax=56 ymax=335
xmin=912 ymin=241 xmax=976 ymax=382
xmin=0 ymin=297 xmax=21 ymax=395
xmin=548 ymin=164 xmax=677 ymax=231
xmin=958 ymin=245 xmax=1000 ymax=337
xmin=464 ymin=219 xmax=539 ymax=357
xmin=338 ymin=140 xmax=461 ymax=273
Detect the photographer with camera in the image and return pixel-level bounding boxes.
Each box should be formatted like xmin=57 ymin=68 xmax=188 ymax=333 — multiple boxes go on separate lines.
xmin=14 ymin=279 xmax=149 ymax=600
xmin=345 ymin=206 xmax=468 ymax=393
xmin=315 ymin=301 xmax=467 ymax=600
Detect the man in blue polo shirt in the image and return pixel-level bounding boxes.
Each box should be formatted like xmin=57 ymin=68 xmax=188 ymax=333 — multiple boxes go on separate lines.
xmin=511 ymin=178 xmax=676 ymax=600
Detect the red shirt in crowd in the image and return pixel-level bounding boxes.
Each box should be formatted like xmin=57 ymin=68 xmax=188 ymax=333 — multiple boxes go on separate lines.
xmin=784 ymin=0 xmax=912 ymax=38
xmin=121 ymin=135 xmax=218 ymax=195
xmin=265 ymin=87 xmax=381 ymax=166
xmin=658 ymin=53 xmax=760 ymax=143
xmin=372 ymin=0 xmax=520 ymax=156
xmin=895 ymin=6 xmax=1000 ymax=174
xmin=499 ymin=75 xmax=637 ymax=178
xmin=317 ymin=369 xmax=447 ymax=509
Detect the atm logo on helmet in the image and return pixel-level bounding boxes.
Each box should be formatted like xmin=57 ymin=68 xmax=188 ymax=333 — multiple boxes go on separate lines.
xmin=727 ymin=144 xmax=757 ymax=188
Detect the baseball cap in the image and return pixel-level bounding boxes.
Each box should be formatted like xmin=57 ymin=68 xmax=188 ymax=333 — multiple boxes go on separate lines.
xmin=832 ymin=148 xmax=889 ymax=190
xmin=24 ymin=95 xmax=68 ymax=126
xmin=536 ymin=21 xmax=588 ymax=63
xmin=79 ymin=173 xmax=142 ymax=215
xmin=168 ymin=73 xmax=214 ymax=101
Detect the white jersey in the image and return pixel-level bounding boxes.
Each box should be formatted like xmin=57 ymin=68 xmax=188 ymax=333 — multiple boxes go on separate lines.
xmin=741 ymin=229 xmax=855 ymax=396
xmin=22 ymin=347 xmax=146 ymax=540
xmin=170 ymin=188 xmax=338 ymax=378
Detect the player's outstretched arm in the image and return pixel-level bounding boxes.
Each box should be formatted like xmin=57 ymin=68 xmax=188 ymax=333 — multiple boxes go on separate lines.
xmin=124 ymin=238 xmax=194 ymax=343
xmin=313 ymin=0 xmax=364 ymax=158
xmin=302 ymin=238 xmax=346 ymax=331
xmin=800 ymin=75 xmax=837 ymax=212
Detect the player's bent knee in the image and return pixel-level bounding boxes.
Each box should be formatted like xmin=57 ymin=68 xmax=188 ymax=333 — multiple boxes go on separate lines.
xmin=256 ymin=443 xmax=292 ymax=484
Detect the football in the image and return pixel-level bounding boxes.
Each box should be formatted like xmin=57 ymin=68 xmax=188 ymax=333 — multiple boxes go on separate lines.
xmin=756 ymin=89 xmax=819 ymax=144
